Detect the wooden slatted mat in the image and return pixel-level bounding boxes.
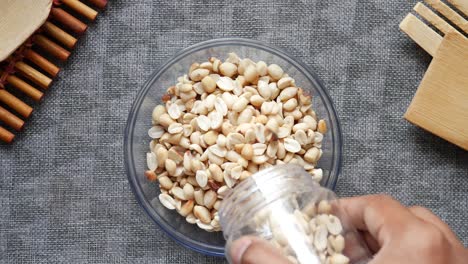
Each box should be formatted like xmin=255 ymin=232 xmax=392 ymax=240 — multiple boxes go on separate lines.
xmin=0 ymin=0 xmax=108 ymax=143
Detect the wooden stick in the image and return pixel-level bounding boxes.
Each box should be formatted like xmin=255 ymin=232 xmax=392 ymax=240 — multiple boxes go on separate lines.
xmin=62 ymin=0 xmax=98 ymax=21
xmin=86 ymin=0 xmax=107 ymax=9
xmin=0 ymin=126 xmax=14 ymax=143
xmin=447 ymin=0 xmax=468 ymax=16
xmin=42 ymin=22 xmax=78 ymax=49
xmin=0 ymin=72 xmax=44 ymax=102
xmin=414 ymin=2 xmax=463 ymax=36
xmin=33 ymin=34 xmax=70 ymax=61
xmin=0 ymin=106 xmax=24 ymax=131
xmin=50 ymin=8 xmax=88 ymax=34
xmin=14 ymin=61 xmax=52 ymax=89
xmin=425 ymin=0 xmax=468 ymax=33
xmin=400 ymin=13 xmax=443 ymax=57
xmin=24 ymin=49 xmax=60 ymax=77
xmin=0 ymin=89 xmax=33 ymax=118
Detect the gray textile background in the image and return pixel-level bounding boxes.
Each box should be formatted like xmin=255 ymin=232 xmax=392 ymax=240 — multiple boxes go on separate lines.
xmin=1 ymin=0 xmax=467 ymax=263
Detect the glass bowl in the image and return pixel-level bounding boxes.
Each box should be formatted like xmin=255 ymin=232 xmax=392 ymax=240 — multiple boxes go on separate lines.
xmin=124 ymin=38 xmax=342 ymax=257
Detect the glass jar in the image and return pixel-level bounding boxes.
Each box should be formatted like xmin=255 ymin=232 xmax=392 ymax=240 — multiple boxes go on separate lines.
xmin=219 ymin=164 xmax=371 ymax=264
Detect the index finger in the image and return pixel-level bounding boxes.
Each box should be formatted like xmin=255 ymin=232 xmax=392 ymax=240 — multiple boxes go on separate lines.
xmin=340 ymin=194 xmax=421 ymax=247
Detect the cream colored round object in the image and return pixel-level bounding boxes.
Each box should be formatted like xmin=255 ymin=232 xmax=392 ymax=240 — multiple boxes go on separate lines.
xmin=0 ymin=0 xmax=52 ymax=62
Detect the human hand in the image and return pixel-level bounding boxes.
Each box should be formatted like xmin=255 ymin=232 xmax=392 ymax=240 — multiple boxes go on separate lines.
xmin=228 ymin=194 xmax=468 ymax=264
xmin=341 ymin=194 xmax=467 ymax=264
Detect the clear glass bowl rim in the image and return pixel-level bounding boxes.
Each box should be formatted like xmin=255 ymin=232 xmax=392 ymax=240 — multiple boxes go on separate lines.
xmin=124 ymin=38 xmax=343 ymax=257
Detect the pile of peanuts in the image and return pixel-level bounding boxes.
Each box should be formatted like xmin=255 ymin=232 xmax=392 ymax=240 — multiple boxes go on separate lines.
xmin=145 ymin=52 xmax=327 ymax=232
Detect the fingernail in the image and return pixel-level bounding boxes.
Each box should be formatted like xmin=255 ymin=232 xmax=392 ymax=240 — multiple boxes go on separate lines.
xmin=231 ymin=237 xmax=253 ymax=264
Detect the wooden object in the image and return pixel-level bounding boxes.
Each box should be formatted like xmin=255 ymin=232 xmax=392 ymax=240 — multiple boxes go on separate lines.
xmin=14 ymin=61 xmax=52 ymax=89
xmin=50 ymin=8 xmax=88 ymax=34
xmin=0 ymin=0 xmax=107 ymax=144
xmin=62 ymin=0 xmax=98 ymax=21
xmin=24 ymin=49 xmax=60 ymax=77
xmin=0 ymin=126 xmax=15 ymax=143
xmin=413 ymin=3 xmax=462 ymax=35
xmin=0 ymin=89 xmax=33 ymax=118
xmin=87 ymin=0 xmax=108 ymax=10
xmin=447 ymin=0 xmax=468 ymax=15
xmin=400 ymin=1 xmax=468 ymax=150
xmin=405 ymin=33 xmax=468 ymax=150
xmin=0 ymin=106 xmax=24 ymax=131
xmin=400 ymin=13 xmax=442 ymax=57
xmin=425 ymin=0 xmax=468 ymax=33
xmin=33 ymin=34 xmax=71 ymax=61
xmin=0 ymin=72 xmax=44 ymax=101
xmin=0 ymin=0 xmax=52 ymax=61
xmin=42 ymin=22 xmax=78 ymax=49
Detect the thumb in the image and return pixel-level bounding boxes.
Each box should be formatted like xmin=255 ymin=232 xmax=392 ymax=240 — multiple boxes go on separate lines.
xmin=229 ymin=236 xmax=292 ymax=264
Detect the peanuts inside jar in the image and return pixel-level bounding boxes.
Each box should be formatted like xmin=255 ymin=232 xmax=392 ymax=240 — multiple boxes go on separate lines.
xmin=219 ymin=164 xmax=372 ymax=264
xmin=145 ymin=52 xmax=327 ymax=232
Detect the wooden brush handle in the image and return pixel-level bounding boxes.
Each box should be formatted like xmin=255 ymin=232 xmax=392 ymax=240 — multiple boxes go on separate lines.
xmin=86 ymin=0 xmax=107 ymax=9
xmin=0 ymin=89 xmax=33 ymax=118
xmin=51 ymin=8 xmax=88 ymax=34
xmin=42 ymin=22 xmax=77 ymax=49
xmin=0 ymin=126 xmax=14 ymax=143
xmin=0 ymin=106 xmax=24 ymax=131
xmin=0 ymin=72 xmax=44 ymax=101
xmin=15 ymin=61 xmax=52 ymax=89
xmin=33 ymin=34 xmax=70 ymax=61
xmin=62 ymin=0 xmax=98 ymax=21
xmin=24 ymin=49 xmax=60 ymax=77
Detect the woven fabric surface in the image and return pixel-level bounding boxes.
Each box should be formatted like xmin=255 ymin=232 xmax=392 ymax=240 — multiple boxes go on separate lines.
xmin=1 ymin=0 xmax=467 ymax=263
